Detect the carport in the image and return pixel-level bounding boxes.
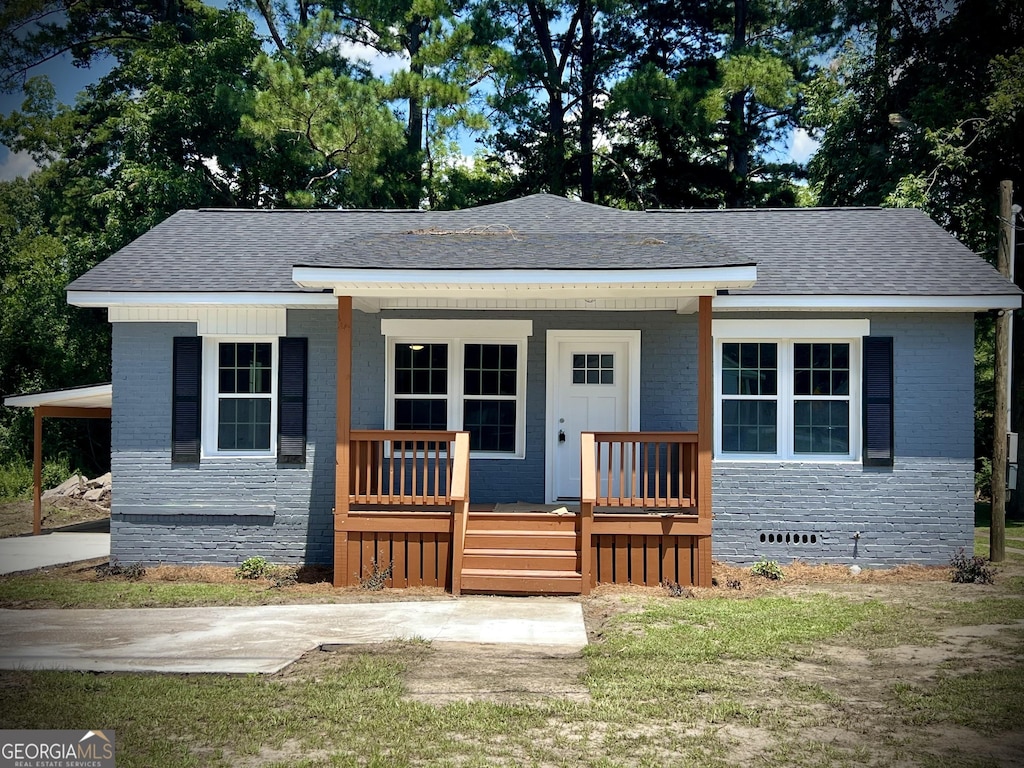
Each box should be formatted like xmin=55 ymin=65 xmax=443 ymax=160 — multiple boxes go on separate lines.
xmin=3 ymin=383 xmax=112 ymax=534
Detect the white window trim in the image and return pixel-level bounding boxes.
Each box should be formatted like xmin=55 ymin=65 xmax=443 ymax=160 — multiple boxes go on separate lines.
xmin=201 ymin=336 xmax=278 ymax=459
xmin=382 ymin=320 xmax=532 ymax=459
xmin=713 ymin=320 xmax=868 ymax=463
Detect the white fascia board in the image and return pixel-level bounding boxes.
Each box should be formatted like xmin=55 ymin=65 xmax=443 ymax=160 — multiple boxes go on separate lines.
xmin=291 ymin=265 xmax=757 ymax=295
xmin=713 ymin=294 xmax=1023 ymax=312
xmin=67 ymin=291 xmax=337 ymax=308
xmin=714 ymin=318 xmax=870 ymax=339
xmin=4 ymin=383 xmax=112 ymax=409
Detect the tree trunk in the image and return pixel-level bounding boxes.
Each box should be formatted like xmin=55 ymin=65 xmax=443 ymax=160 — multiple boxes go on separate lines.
xmin=579 ymin=0 xmax=595 ymax=202
xmin=404 ymin=17 xmax=427 ymax=208
xmin=527 ymin=0 xmax=566 ymax=196
xmin=724 ymin=0 xmax=748 ymax=208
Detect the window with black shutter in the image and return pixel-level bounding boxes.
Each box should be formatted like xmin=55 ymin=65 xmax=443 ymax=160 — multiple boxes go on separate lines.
xmin=862 ymin=336 xmax=894 ymax=466
xmin=172 ymin=337 xmax=202 ymax=463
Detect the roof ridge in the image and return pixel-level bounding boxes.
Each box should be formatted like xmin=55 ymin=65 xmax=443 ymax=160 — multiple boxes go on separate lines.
xmin=645 ymin=206 xmax=887 ymax=213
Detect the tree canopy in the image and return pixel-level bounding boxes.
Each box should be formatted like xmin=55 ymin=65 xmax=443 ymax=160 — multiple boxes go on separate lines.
xmin=0 ymin=0 xmax=1021 ymax=478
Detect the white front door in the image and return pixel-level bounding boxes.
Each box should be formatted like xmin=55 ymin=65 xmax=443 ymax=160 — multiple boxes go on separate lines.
xmin=546 ymin=331 xmax=640 ymax=502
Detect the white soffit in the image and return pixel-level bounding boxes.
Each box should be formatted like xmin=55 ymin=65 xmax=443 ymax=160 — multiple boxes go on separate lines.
xmin=4 ymin=384 xmax=112 ymax=410
xmin=291 ymin=265 xmax=758 ymax=298
xmin=713 ymin=294 xmax=1022 ymax=312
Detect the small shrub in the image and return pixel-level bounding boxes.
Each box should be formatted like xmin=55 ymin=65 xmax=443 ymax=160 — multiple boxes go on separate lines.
xmin=360 ymin=559 xmax=393 ymax=590
xmin=751 ymin=559 xmax=785 ymax=581
xmin=41 ymin=455 xmax=74 ymax=491
xmin=726 ymin=578 xmax=742 ymax=590
xmin=96 ymin=560 xmax=146 ymax=581
xmin=949 ymin=548 xmax=995 ymax=585
xmin=235 ymin=556 xmax=273 ymax=580
xmin=0 ymin=460 xmax=32 ymax=500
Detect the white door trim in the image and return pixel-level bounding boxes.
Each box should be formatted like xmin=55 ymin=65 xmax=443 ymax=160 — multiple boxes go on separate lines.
xmin=544 ymin=329 xmax=641 ymax=503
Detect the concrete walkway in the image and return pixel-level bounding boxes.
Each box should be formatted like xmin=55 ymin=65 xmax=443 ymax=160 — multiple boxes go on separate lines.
xmin=0 ymin=531 xmax=110 ymax=575
xmin=0 ymin=599 xmax=589 ymax=674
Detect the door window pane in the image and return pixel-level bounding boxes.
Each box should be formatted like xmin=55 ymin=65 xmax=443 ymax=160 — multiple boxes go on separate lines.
xmin=572 ymin=352 xmax=614 ymax=384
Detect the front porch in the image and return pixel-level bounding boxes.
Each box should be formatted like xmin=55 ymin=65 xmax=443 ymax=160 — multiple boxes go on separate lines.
xmin=331 ymin=296 xmax=715 ymax=595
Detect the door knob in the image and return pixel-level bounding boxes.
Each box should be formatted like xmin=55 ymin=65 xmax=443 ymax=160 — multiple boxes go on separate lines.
xmin=558 ymin=430 xmax=566 ymax=443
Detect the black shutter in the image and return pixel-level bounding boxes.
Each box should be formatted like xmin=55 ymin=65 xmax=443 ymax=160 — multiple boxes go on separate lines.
xmin=278 ymin=337 xmax=308 ymax=465
xmin=863 ymin=336 xmax=894 ymax=467
xmin=172 ymin=337 xmax=202 ymax=464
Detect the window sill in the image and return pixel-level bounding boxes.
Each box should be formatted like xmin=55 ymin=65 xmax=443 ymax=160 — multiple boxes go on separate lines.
xmin=713 ymin=456 xmax=861 ymax=465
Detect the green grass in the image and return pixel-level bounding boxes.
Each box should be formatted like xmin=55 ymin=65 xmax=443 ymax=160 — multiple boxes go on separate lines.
xmin=0 ymin=572 xmax=340 ymax=608
xmin=2 ymin=590 xmax=1023 ymax=766
xmin=894 ymin=664 xmax=1024 ymax=733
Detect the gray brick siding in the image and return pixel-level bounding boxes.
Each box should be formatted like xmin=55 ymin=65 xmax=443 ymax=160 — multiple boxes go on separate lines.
xmin=711 ymin=313 xmax=975 ymax=566
xmin=110 ymin=309 xmax=974 ymax=568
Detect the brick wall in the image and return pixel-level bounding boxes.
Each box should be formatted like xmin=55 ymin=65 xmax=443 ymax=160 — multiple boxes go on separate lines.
xmin=110 ymin=309 xmax=975 ymax=568
xmin=711 ymin=313 xmax=975 ymax=566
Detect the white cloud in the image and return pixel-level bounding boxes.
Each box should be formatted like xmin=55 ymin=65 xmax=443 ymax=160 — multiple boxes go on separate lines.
xmin=790 ymin=128 xmax=820 ymax=164
xmin=330 ymin=38 xmax=409 ymax=78
xmin=0 ymin=149 xmax=42 ymax=180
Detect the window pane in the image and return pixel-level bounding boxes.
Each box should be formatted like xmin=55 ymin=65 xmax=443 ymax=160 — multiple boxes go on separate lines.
xmin=464 ymin=400 xmax=516 ymax=452
xmin=722 ymin=342 xmax=776 ymax=396
xmin=721 ymin=399 xmax=776 ymax=453
xmin=218 ymin=396 xmax=271 ymax=451
xmin=794 ymin=342 xmax=849 ymax=397
xmin=793 ymin=399 xmax=849 ymax=454
xmin=394 ymin=399 xmax=447 ymax=431
xmin=395 ymin=344 xmax=447 ymax=395
xmin=465 ymin=344 xmax=517 ymax=396
xmin=219 ymin=342 xmax=272 ymax=395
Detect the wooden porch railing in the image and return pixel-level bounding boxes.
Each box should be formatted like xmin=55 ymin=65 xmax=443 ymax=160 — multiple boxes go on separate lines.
xmin=581 ymin=431 xmax=710 ymax=589
xmin=341 ymin=430 xmax=470 ymax=590
xmin=587 ymin=431 xmax=698 ymax=508
xmin=350 ymin=430 xmax=467 ymax=506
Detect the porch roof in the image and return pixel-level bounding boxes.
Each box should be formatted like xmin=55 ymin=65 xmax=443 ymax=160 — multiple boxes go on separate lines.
xmin=4 ymin=383 xmax=112 ymax=410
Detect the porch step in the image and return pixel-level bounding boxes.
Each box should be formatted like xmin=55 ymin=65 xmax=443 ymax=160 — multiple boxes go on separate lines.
xmin=463 ymin=529 xmax=577 ymax=550
xmin=465 ymin=513 xmax=578 ymax=532
xmin=462 ymin=547 xmax=579 ymax=571
xmin=460 ymin=568 xmax=583 ymax=595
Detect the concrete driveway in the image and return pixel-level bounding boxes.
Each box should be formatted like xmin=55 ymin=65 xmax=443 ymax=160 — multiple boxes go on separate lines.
xmin=0 ymin=531 xmax=110 ymax=575
xmin=0 ymin=599 xmax=589 ymax=674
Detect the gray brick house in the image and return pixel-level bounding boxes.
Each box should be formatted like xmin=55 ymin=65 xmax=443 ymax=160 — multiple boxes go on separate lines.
xmin=60 ymin=194 xmax=1020 ymax=593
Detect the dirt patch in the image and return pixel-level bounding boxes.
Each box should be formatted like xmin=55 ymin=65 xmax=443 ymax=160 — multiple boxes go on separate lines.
xmin=283 ymin=640 xmax=590 ymax=706
xmin=0 ymin=498 xmax=109 ymax=538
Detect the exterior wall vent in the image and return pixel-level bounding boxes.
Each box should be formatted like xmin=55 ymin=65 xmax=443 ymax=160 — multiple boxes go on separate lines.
xmin=759 ymin=532 xmax=818 ymax=545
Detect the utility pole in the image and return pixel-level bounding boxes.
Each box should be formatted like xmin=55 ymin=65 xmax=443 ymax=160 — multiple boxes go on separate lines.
xmin=992 ymin=180 xmax=1013 ymax=562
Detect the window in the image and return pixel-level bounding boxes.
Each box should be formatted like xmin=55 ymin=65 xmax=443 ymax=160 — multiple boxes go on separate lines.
xmin=382 ymin=320 xmax=532 ymax=459
xmin=202 ymin=337 xmax=278 ymax=457
xmin=713 ymin=320 xmax=867 ymax=461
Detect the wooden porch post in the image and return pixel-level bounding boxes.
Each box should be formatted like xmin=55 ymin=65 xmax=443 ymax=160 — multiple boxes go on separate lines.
xmin=32 ymin=408 xmax=42 ymax=536
xmin=695 ymin=295 xmax=714 ymax=586
xmin=333 ymin=296 xmax=353 ymax=587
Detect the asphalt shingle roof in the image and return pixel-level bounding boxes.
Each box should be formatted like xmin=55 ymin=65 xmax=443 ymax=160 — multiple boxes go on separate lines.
xmin=66 ymin=193 xmax=1018 ymax=298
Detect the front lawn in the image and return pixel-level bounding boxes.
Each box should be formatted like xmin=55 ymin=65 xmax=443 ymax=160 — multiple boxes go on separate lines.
xmin=2 ymin=561 xmax=1022 ymax=767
